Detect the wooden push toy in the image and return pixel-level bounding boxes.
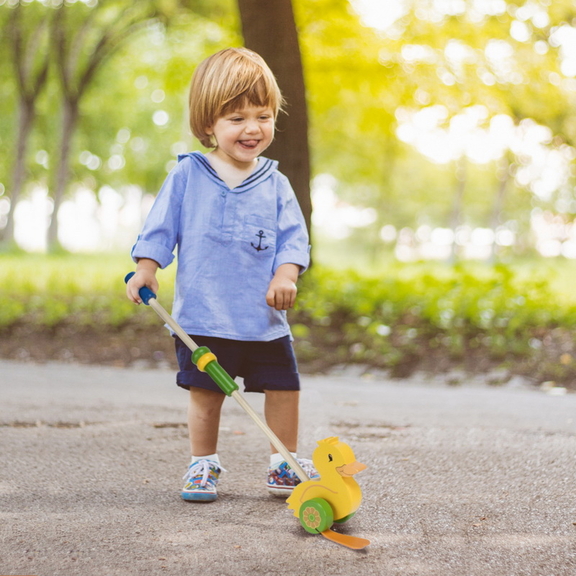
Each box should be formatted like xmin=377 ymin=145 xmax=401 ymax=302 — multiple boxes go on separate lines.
xmin=125 ymin=273 xmax=370 ymax=550
xmin=287 ymin=436 xmax=369 ymax=549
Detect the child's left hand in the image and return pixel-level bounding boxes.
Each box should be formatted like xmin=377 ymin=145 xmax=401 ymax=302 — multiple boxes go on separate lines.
xmin=266 ymin=264 xmax=300 ymax=310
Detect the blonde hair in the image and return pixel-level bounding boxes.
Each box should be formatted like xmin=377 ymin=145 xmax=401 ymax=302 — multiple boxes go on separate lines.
xmin=189 ymin=47 xmax=285 ymax=148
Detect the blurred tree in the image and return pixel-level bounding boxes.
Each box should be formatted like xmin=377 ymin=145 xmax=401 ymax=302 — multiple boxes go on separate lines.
xmin=302 ymin=0 xmax=576 ymax=262
xmin=45 ymin=0 xmax=231 ymax=251
xmin=237 ymin=0 xmax=312 ymax=233
xmin=0 ymin=2 xmax=50 ymax=249
xmin=3 ymin=0 xmax=576 ymax=261
xmin=295 ymin=0 xmax=401 ymax=261
xmin=49 ymin=1 xmax=160 ymax=251
xmin=379 ymin=0 xmax=575 ymax=256
xmin=65 ymin=2 xmax=238 ymax=209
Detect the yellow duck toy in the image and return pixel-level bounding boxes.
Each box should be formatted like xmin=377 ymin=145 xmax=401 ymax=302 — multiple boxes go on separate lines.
xmin=286 ymin=436 xmax=370 ymax=549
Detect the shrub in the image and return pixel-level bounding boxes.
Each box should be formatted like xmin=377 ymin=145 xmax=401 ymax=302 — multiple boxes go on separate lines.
xmin=291 ymin=264 xmax=576 ymax=384
xmin=2 ymin=254 xmax=576 ymax=386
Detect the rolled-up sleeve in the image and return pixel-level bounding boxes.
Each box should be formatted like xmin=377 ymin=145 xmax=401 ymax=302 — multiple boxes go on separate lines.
xmin=273 ymin=178 xmax=311 ymax=274
xmin=131 ymin=167 xmax=186 ymax=269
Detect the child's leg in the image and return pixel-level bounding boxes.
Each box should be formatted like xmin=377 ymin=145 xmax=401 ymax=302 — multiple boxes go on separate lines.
xmin=181 ymin=388 xmax=226 ymax=502
xmin=188 ymin=387 xmax=226 ymax=457
xmin=264 ymin=390 xmax=299 ymax=453
xmin=264 ymin=389 xmax=319 ymax=496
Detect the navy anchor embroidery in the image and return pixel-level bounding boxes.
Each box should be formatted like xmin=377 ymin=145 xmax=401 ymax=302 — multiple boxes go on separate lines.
xmin=251 ymin=230 xmax=269 ymax=252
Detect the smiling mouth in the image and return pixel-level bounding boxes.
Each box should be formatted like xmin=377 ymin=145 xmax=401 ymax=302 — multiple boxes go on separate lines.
xmin=238 ymin=140 xmax=259 ymax=149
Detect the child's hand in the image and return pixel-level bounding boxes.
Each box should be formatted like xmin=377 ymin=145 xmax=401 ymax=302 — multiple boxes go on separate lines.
xmin=126 ymin=259 xmax=160 ymax=304
xmin=265 ymin=263 xmax=300 ymax=310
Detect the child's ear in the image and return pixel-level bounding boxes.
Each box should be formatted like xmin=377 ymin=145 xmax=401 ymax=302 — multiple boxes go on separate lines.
xmin=203 ymin=130 xmax=216 ymax=148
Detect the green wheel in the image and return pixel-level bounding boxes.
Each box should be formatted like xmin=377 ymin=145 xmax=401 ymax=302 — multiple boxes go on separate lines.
xmin=334 ymin=512 xmax=356 ymax=524
xmin=299 ymin=498 xmax=334 ymax=534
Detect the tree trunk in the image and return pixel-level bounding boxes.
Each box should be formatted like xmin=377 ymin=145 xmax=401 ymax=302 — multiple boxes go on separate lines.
xmin=3 ymin=3 xmax=49 ymax=249
xmin=488 ymin=156 xmax=510 ymax=264
xmin=46 ymin=2 xmax=168 ymax=253
xmin=47 ymin=98 xmax=79 ymax=251
xmin=2 ymin=98 xmax=34 ymax=247
xmin=370 ymin=141 xmax=398 ymax=265
xmin=236 ymin=0 xmax=312 ymax=235
xmin=449 ymin=157 xmax=466 ymax=264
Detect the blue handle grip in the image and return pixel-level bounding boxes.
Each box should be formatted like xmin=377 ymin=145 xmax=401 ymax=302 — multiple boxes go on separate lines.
xmin=124 ymin=272 xmax=157 ymax=305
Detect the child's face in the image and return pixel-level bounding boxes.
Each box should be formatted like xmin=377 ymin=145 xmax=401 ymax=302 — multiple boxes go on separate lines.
xmin=206 ymin=105 xmax=275 ymax=167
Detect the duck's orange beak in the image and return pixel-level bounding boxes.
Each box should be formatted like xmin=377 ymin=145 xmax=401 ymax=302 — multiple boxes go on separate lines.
xmin=336 ymin=461 xmax=367 ymax=477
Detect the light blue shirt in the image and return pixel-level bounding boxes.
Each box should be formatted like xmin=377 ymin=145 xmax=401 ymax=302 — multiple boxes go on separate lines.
xmin=131 ymin=151 xmax=310 ymax=341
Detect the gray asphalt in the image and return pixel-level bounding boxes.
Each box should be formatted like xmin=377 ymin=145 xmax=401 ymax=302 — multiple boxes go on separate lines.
xmin=1 ymin=360 xmax=575 ymax=576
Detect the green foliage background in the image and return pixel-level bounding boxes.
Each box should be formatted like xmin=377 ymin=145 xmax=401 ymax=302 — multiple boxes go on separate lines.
xmin=3 ymin=0 xmax=576 ymax=257
xmin=3 ymin=254 xmax=576 ymax=388
xmin=3 ymin=1 xmax=576 ymax=388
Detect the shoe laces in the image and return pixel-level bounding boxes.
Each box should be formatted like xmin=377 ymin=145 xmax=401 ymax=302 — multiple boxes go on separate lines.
xmin=183 ymin=460 xmax=225 ymax=487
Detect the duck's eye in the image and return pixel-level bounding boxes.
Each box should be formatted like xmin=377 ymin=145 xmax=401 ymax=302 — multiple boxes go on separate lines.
xmin=328 ymin=454 xmax=333 ymax=462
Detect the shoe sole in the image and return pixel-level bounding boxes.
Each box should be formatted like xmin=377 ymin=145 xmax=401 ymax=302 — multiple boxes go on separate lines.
xmin=181 ymin=491 xmax=218 ymax=502
xmin=267 ymin=485 xmax=294 ymax=497
xmin=267 ymin=475 xmax=321 ymax=497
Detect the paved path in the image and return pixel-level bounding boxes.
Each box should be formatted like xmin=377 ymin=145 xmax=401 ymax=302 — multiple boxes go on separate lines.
xmin=1 ymin=360 xmax=575 ymax=576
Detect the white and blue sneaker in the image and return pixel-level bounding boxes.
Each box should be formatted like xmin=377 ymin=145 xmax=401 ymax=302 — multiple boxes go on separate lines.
xmin=181 ymin=460 xmax=224 ymax=502
xmin=266 ymin=458 xmax=319 ymax=497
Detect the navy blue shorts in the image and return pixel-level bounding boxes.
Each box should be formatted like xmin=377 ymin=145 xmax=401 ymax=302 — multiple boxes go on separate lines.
xmin=174 ymin=335 xmax=300 ymax=394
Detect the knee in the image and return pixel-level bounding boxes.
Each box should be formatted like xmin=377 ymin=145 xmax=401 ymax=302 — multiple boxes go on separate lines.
xmin=189 ymin=388 xmax=225 ymax=413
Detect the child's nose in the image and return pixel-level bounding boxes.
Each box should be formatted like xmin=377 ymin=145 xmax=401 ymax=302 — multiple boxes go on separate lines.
xmin=245 ymin=120 xmax=260 ymax=133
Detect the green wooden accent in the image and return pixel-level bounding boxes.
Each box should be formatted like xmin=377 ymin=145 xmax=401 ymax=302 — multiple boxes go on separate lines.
xmin=204 ymin=360 xmax=239 ymax=396
xmin=192 ymin=346 xmax=239 ymax=396
xmin=299 ymin=498 xmax=334 ymax=534
xmin=334 ymin=511 xmax=356 ymax=524
xmin=192 ymin=347 xmax=211 ymax=365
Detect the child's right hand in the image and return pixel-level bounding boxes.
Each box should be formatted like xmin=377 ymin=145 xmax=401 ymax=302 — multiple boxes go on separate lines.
xmin=126 ymin=259 xmax=160 ymax=304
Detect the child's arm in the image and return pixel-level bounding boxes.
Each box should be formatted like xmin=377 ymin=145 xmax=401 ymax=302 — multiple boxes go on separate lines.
xmin=265 ymin=263 xmax=300 ymax=311
xmin=126 ymin=258 xmax=160 ymax=304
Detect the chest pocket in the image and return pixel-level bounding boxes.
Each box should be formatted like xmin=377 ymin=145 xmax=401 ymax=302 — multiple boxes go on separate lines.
xmin=244 ymin=215 xmax=276 ymax=256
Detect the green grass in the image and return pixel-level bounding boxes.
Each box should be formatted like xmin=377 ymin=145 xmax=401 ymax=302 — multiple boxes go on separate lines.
xmin=314 ymin=235 xmax=576 ymax=307
xmin=2 ymin=252 xmax=576 ymax=386
xmin=0 ymin=253 xmax=176 ymax=327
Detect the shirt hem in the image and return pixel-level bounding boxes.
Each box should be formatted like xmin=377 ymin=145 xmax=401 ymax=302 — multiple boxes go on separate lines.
xmin=165 ymin=325 xmax=292 ymax=342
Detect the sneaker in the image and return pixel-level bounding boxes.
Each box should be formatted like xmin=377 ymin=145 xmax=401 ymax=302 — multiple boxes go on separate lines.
xmin=181 ymin=459 xmax=223 ymax=502
xmin=266 ymin=458 xmax=319 ymax=497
